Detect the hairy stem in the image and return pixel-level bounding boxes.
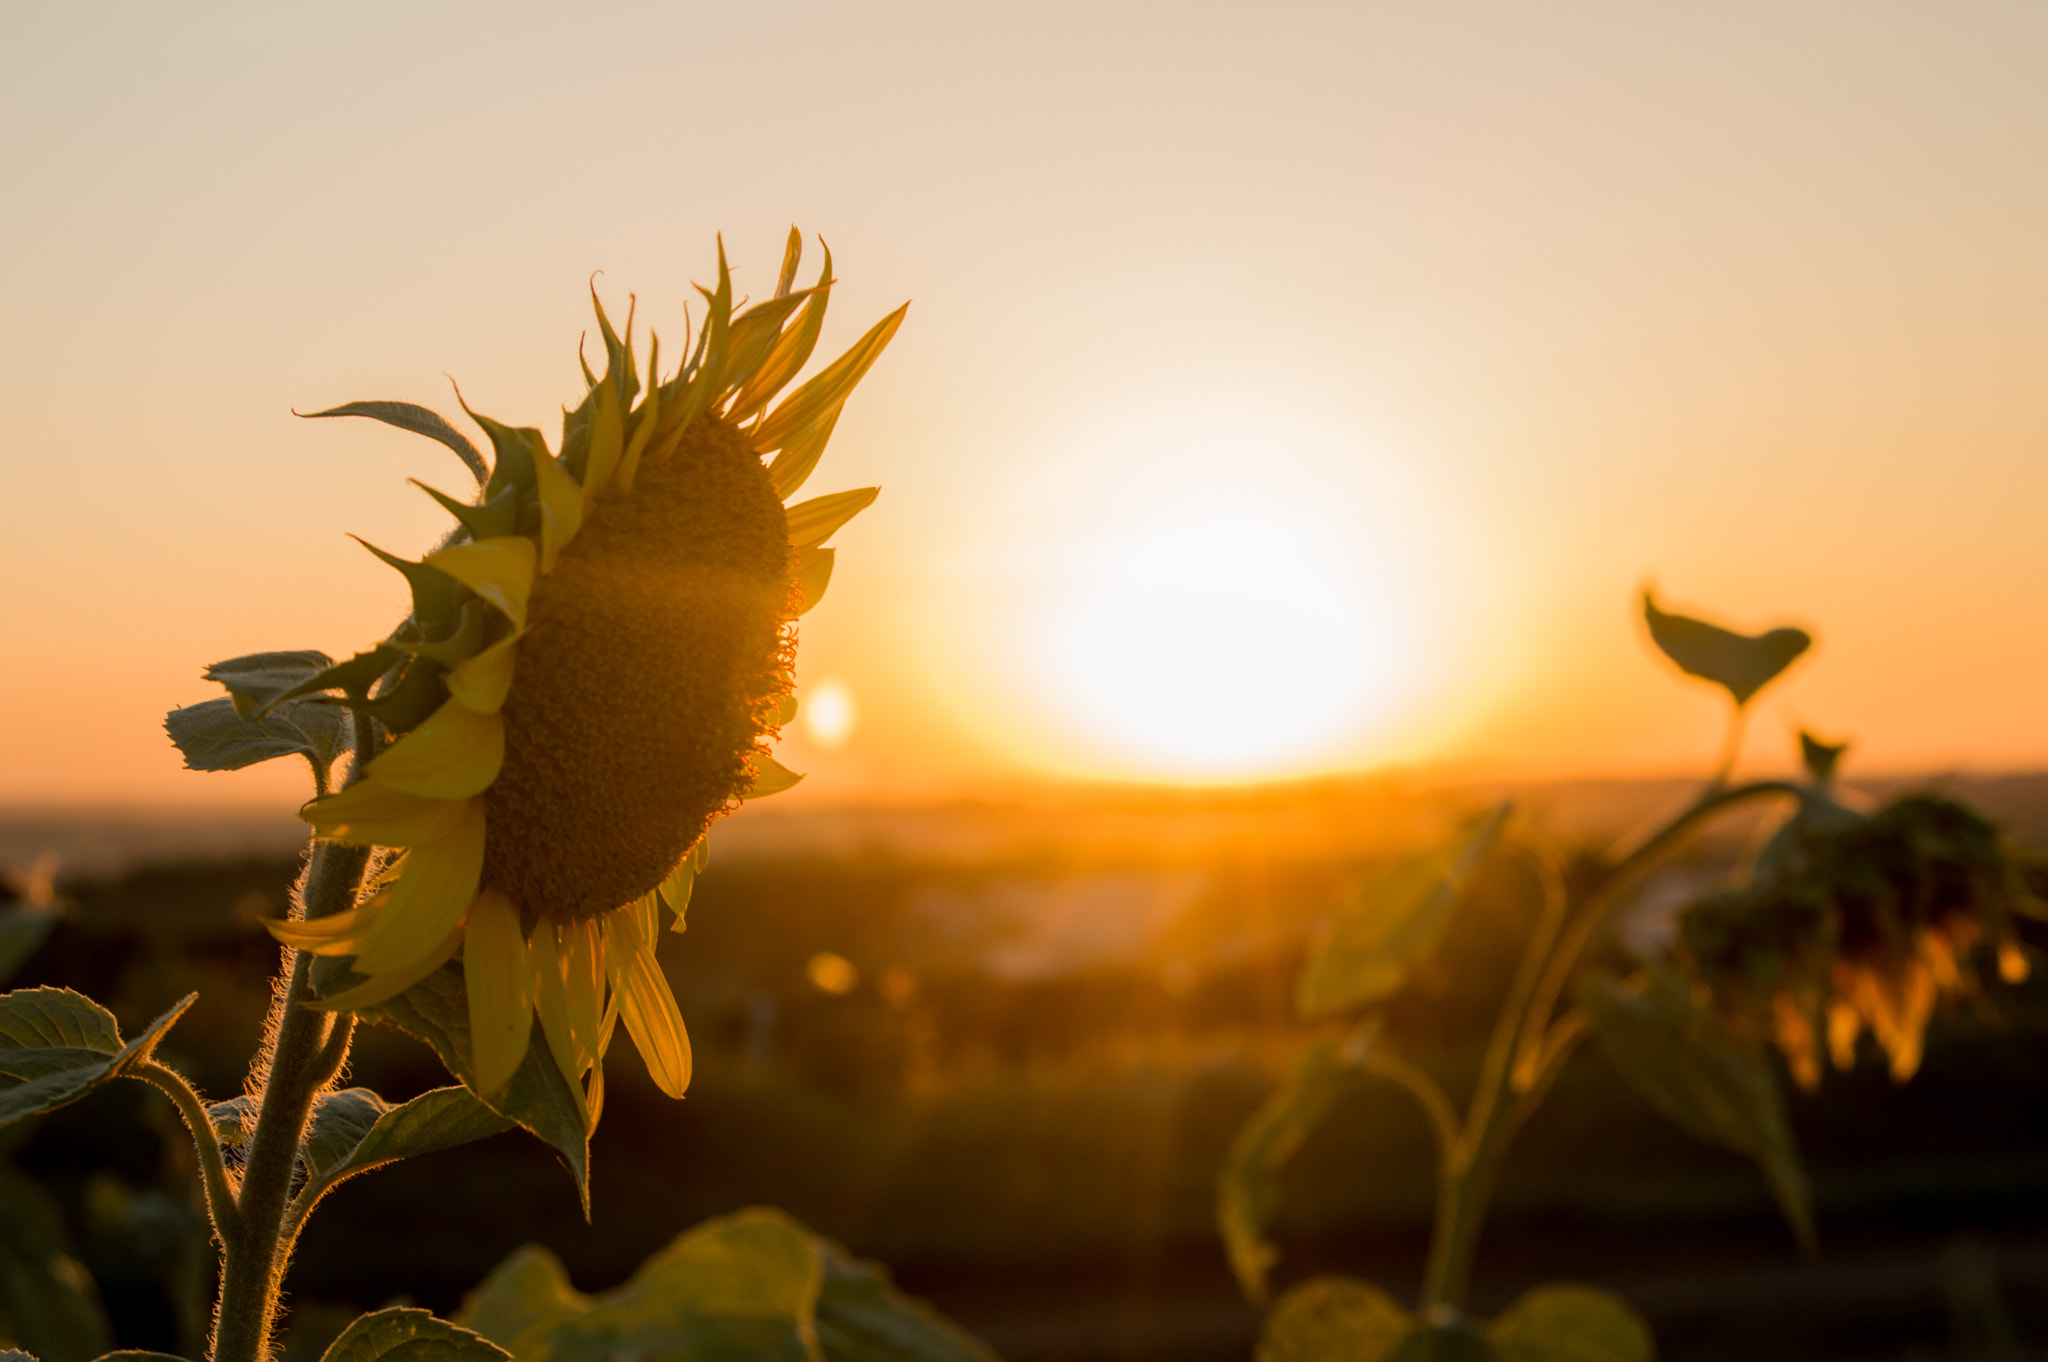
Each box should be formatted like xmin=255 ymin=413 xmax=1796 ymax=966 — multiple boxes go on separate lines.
xmin=133 ymin=1059 xmax=240 ymax=1244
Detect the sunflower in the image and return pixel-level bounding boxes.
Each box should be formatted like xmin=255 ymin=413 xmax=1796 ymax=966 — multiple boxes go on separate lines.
xmin=266 ymin=232 xmax=904 ymax=1111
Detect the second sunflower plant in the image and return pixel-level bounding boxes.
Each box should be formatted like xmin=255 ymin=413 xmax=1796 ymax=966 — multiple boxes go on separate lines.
xmin=0 ymin=235 xmax=994 ymax=1362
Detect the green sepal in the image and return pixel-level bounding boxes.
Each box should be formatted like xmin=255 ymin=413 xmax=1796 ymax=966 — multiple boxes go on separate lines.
xmin=0 ymin=989 xmax=195 ymax=1128
xmin=394 ymin=601 xmax=489 ymax=668
xmin=1642 ymin=590 xmax=1811 ymax=709
xmin=591 ymin=287 xmax=641 ymax=412
xmin=261 ymin=646 xmax=405 ymax=717
xmin=323 ymin=656 xmax=448 ymax=736
xmin=298 ymin=400 xmax=490 ymax=487
xmin=414 ymin=480 xmax=523 ymax=544
xmin=664 ymin=241 xmax=733 ymax=440
xmin=465 ymin=409 xmax=547 ymax=503
xmin=318 ymin=1308 xmax=509 ymax=1362
xmin=354 ymin=539 xmax=465 ymax=634
xmin=311 ymin=956 xmax=590 ymax=1214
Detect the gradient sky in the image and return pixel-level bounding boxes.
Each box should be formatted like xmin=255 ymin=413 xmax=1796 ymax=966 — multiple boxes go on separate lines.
xmin=4 ymin=2 xmax=2045 ymax=807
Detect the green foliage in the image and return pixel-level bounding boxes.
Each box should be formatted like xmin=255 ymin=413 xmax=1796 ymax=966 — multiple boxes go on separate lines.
xmin=1256 ymin=1277 xmax=1411 ymax=1362
xmin=1218 ymin=1037 xmax=1367 ymax=1303
xmin=458 ymin=1207 xmax=990 ymax=1362
xmin=163 ymin=698 xmax=351 ymax=779
xmin=317 ymin=1087 xmax=514 ymax=1185
xmin=298 ymin=401 xmax=491 ymax=487
xmin=1641 ymin=591 xmax=1809 ymax=708
xmin=0 ymin=991 xmax=193 ymax=1129
xmin=1488 ymin=1285 xmax=1652 ymax=1362
xmin=1580 ymin=971 xmax=1813 ymax=1250
xmin=0 ymin=1163 xmax=112 ymax=1361
xmin=310 ymin=959 xmax=589 ymax=1209
xmin=1297 ymin=807 xmax=1508 ymax=1019
xmin=317 ymin=1309 xmax=509 ymax=1362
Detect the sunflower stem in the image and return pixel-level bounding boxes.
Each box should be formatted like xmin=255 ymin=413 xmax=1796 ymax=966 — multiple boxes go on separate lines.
xmin=210 ymin=838 xmax=369 ymax=1362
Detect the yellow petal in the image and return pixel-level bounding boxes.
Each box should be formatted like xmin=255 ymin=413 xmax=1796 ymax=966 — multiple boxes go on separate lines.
xmin=790 ymin=546 xmax=835 ymax=617
xmin=306 ymin=925 xmax=461 ymax=1013
xmin=301 ymin=780 xmax=470 ymax=847
xmin=582 ymin=370 xmax=625 ymax=499
xmin=353 ymin=801 xmax=486 ymax=974
xmin=602 ymin=909 xmax=691 ymax=1098
xmin=583 ymin=1064 xmax=606 ymax=1128
xmin=658 ymin=857 xmax=696 ymax=930
xmin=447 ymin=630 xmax=522 ymax=715
xmin=530 ymin=925 xmax=591 ymax=1087
xmin=742 ymin=756 xmax=804 ymax=801
xmin=766 ymin=400 xmax=839 ymax=500
xmin=367 ymin=699 xmax=504 ymax=799
xmin=465 ymin=887 xmax=534 ymax=1096
xmin=562 ymin=917 xmax=608 ymax=1066
xmin=264 ymin=901 xmax=380 ymax=957
xmin=752 ymin=303 xmax=907 ymax=455
xmin=424 ymin=537 xmax=538 ymax=629
xmin=530 ymin=449 xmax=586 ymax=572
xmin=786 ymin=488 xmax=878 ymax=551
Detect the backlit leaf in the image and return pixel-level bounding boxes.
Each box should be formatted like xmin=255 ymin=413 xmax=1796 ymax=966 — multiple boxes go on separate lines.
xmin=324 ymin=1086 xmax=513 ymax=1184
xmin=1583 ymin=970 xmax=1813 ymax=1250
xmin=301 ymin=1087 xmax=391 ymax=1178
xmin=319 ymin=1308 xmax=509 ymax=1362
xmin=1256 ymin=1277 xmax=1411 ymax=1362
xmin=813 ymin=1234 xmax=999 ymax=1362
xmin=1487 ymin=1283 xmax=1653 ymax=1362
xmin=0 ymin=990 xmax=194 ymax=1128
xmin=1642 ymin=591 xmax=1810 ymax=708
xmin=1298 ymin=806 xmax=1509 ymax=1019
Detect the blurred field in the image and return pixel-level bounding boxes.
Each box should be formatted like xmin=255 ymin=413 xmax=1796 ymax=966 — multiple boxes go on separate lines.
xmin=6 ymin=773 xmax=2048 ymax=1359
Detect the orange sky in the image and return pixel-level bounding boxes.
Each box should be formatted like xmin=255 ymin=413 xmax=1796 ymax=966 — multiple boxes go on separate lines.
xmin=4 ymin=3 xmax=2045 ymax=808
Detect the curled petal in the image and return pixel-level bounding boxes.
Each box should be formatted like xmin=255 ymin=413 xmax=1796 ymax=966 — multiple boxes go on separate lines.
xmin=353 ymin=800 xmax=486 ymax=975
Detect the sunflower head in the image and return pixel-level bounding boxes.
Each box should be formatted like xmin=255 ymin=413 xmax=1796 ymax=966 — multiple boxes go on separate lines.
xmin=266 ymin=232 xmax=905 ymax=1114
xmin=1678 ymin=791 xmax=2041 ymax=1088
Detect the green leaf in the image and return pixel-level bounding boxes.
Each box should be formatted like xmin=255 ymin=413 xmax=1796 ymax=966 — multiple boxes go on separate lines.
xmin=324 ymin=1086 xmax=513 ymax=1184
xmin=0 ymin=990 xmax=194 ymax=1128
xmin=301 ymin=1088 xmax=392 ymax=1178
xmin=1299 ymin=806 xmax=1509 ymax=1019
xmin=164 ymin=697 xmax=352 ymax=778
xmin=1219 ymin=1038 xmax=1364 ymax=1303
xmin=318 ymin=1308 xmax=510 ymax=1362
xmin=1582 ymin=971 xmax=1813 ymax=1250
xmin=201 ymin=650 xmax=335 ymax=716
xmin=1487 ymin=1283 xmax=1653 ymax=1362
xmin=1256 ymin=1277 xmax=1411 ymax=1362
xmin=1642 ymin=591 xmax=1810 ymax=708
xmin=0 ymin=1163 xmax=112 ymax=1362
xmin=453 ymin=1245 xmax=587 ymax=1355
xmin=1388 ymin=1324 xmax=1501 ymax=1362
xmin=300 ymin=401 xmax=491 ymax=487
xmin=0 ymin=906 xmax=56 ymax=987
xmin=313 ymin=959 xmax=588 ymax=1210
xmin=813 ymin=1235 xmax=998 ymax=1362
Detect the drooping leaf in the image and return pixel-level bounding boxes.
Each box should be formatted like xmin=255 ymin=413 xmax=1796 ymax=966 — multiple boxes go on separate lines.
xmin=1582 ymin=970 xmax=1813 ymax=1250
xmin=0 ymin=906 xmax=56 ymax=987
xmin=1642 ymin=591 xmax=1810 ymax=708
xmin=312 ymin=958 xmax=588 ymax=1210
xmin=201 ymin=650 xmax=335 ymax=718
xmin=1219 ymin=1039 xmax=1363 ymax=1303
xmin=300 ymin=401 xmax=491 ymax=487
xmin=1255 ymin=1277 xmax=1412 ymax=1362
xmin=1487 ymin=1283 xmax=1653 ymax=1362
xmin=325 ymin=1086 xmax=514 ymax=1184
xmin=164 ymin=697 xmax=352 ymax=779
xmin=318 ymin=1307 xmax=510 ymax=1362
xmin=0 ymin=990 xmax=194 ymax=1128
xmin=813 ymin=1235 xmax=999 ymax=1362
xmin=0 ymin=1162 xmax=112 ymax=1362
xmin=1298 ymin=806 xmax=1509 ymax=1019
xmin=300 ymin=1088 xmax=392 ymax=1178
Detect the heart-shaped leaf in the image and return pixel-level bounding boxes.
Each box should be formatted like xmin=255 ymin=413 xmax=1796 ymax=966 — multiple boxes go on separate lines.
xmin=0 ymin=990 xmax=194 ymax=1127
xmin=1642 ymin=591 xmax=1810 ymax=708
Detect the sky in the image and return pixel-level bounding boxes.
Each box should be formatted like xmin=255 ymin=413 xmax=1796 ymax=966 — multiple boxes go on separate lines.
xmin=3 ymin=2 xmax=2045 ymax=808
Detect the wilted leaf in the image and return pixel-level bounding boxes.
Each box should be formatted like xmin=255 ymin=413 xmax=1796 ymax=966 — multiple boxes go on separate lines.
xmin=813 ymin=1235 xmax=999 ymax=1362
xmin=1642 ymin=592 xmax=1810 ymax=708
xmin=1583 ymin=971 xmax=1813 ymax=1249
xmin=0 ymin=990 xmax=194 ymax=1128
xmin=164 ymin=697 xmax=352 ymax=778
xmin=319 ymin=1308 xmax=509 ymax=1362
xmin=312 ymin=958 xmax=588 ymax=1210
xmin=1487 ymin=1283 xmax=1653 ymax=1362
xmin=300 ymin=401 xmax=491 ymax=487
xmin=1219 ymin=1039 xmax=1363 ymax=1303
xmin=1256 ymin=1277 xmax=1411 ymax=1362
xmin=0 ymin=1163 xmax=112 ymax=1362
xmin=1299 ymin=807 xmax=1509 ymax=1019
